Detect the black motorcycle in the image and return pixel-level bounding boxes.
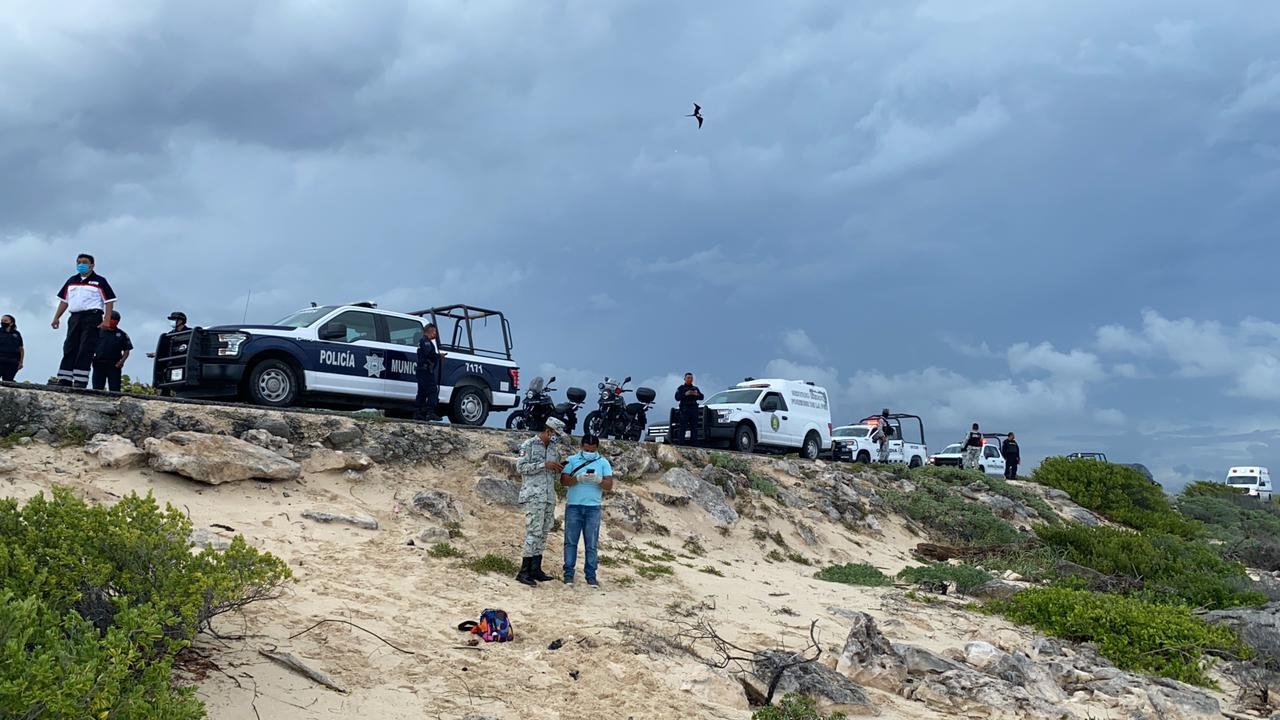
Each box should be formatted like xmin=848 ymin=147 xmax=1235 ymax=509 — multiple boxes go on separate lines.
xmin=583 ymin=376 xmax=656 ymax=441
xmin=505 ymin=376 xmax=587 ymax=433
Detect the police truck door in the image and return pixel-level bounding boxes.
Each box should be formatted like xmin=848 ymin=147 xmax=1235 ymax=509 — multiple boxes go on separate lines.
xmin=310 ymin=309 xmax=388 ymax=397
xmin=758 ymin=391 xmax=789 ymax=446
xmin=381 ymin=315 xmax=427 ymax=402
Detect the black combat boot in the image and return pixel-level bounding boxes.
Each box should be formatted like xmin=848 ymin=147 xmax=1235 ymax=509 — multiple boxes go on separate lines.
xmin=515 ymin=556 xmax=537 ymax=586
xmin=530 ymin=554 xmax=556 ymax=582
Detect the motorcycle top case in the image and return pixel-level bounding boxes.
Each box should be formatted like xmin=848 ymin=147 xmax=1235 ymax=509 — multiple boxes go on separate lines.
xmin=567 ymin=387 xmax=587 ymax=403
xmin=635 ymin=387 xmax=657 ymax=403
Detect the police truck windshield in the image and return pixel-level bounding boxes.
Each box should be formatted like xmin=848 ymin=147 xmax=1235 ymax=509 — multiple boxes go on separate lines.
xmin=274 ymin=306 xmax=338 ymax=328
xmin=706 ymin=389 xmax=763 ymax=405
xmin=833 ymin=427 xmax=871 ymax=438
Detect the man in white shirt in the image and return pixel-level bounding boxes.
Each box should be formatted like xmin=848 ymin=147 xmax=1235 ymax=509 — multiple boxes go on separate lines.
xmin=51 ymin=253 xmax=117 ymax=388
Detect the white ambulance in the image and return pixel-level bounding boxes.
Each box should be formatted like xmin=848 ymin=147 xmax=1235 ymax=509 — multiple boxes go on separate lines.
xmin=701 ymin=378 xmax=833 ymax=460
xmin=1226 ymin=466 xmax=1273 ymax=501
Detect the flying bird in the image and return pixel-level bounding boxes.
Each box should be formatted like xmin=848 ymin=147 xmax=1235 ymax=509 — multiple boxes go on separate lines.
xmin=686 ymin=103 xmax=703 ymax=129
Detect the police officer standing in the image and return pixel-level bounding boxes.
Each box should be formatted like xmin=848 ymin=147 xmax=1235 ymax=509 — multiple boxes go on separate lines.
xmin=514 ymin=417 xmax=570 ymax=587
xmin=51 ymin=253 xmax=117 ymax=388
xmin=673 ymin=372 xmax=703 ymax=446
xmin=91 ymin=311 xmax=133 ymax=392
xmin=146 ymin=311 xmax=188 ymax=359
xmin=963 ymin=422 xmax=984 ymax=471
xmin=0 ymin=315 xmax=23 ymax=381
xmin=413 ymin=322 xmax=446 ymax=422
xmin=1001 ymin=432 xmax=1021 ymax=479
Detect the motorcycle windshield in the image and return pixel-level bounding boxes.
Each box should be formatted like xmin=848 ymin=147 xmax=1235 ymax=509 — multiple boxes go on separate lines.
xmin=528 ymin=376 xmax=545 ymax=393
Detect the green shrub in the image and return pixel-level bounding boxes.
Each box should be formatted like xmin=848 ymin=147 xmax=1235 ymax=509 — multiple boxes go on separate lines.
xmin=753 ymin=692 xmax=847 ymax=720
xmin=1177 ymin=491 xmax=1280 ymax=571
xmin=814 ymin=563 xmax=892 ymax=587
xmin=711 ymin=452 xmax=752 ymax=475
xmin=882 ymin=476 xmax=1023 ymax=546
xmin=1033 ymin=523 xmax=1265 ymax=609
xmin=897 ymin=563 xmax=993 ymax=594
xmin=751 ymin=473 xmax=779 ymax=497
xmin=0 ymin=489 xmax=291 ymax=719
xmin=465 ymin=554 xmax=520 ymax=575
xmin=699 ymin=566 xmax=724 ymax=577
xmin=427 ymin=543 xmax=466 ymax=559
xmin=1031 ymin=457 xmax=1200 ymax=538
xmin=989 ymin=586 xmax=1248 ymax=686
xmin=1181 ymin=481 xmax=1248 ymax=499
xmin=636 ymin=563 xmax=674 ymax=579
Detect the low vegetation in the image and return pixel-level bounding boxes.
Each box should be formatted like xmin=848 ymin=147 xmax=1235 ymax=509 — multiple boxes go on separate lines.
xmin=464 ymin=554 xmax=520 ymax=575
xmin=0 ymin=489 xmax=291 ymax=719
xmin=1177 ymin=483 xmax=1280 ymax=572
xmin=814 ymin=563 xmax=892 ymax=587
xmin=752 ymin=692 xmax=847 ymax=720
xmin=881 ymin=476 xmax=1024 ymax=546
xmin=427 ymin=542 xmax=466 ymax=559
xmin=1031 ymin=457 xmax=1200 ymax=538
xmin=897 ymin=563 xmax=992 ymax=594
xmin=988 ymin=586 xmax=1247 ymax=686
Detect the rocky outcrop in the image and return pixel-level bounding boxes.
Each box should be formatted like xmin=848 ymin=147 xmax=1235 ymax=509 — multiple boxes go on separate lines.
xmin=302 ymin=509 xmax=379 ymax=530
xmin=748 ymin=650 xmax=874 ymax=716
xmin=302 ymin=448 xmax=374 ymax=474
xmin=0 ymin=385 xmax=468 ymax=466
xmin=143 ymin=431 xmax=301 ymax=484
xmin=473 ymin=477 xmax=521 ymax=507
xmin=662 ymin=468 xmax=738 ymax=525
xmin=411 ymin=489 xmax=461 ymax=524
xmin=605 ymin=489 xmax=648 ymax=533
xmin=84 ymin=433 xmax=147 ymax=468
xmin=834 ymin=610 xmax=1220 ymax=720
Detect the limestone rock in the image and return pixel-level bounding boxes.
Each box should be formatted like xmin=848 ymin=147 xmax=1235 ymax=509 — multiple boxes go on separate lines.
xmin=418 ymin=526 xmax=451 ymax=543
xmin=484 ymin=452 xmax=520 ymax=479
xmin=654 ymin=492 xmax=690 ymax=507
xmin=605 ymin=489 xmax=647 ymax=532
xmin=302 ymin=509 xmax=378 ymax=530
xmin=0 ymin=454 xmax=17 ymax=474
xmin=84 ymin=433 xmax=147 ymax=468
xmin=143 ymin=432 xmax=301 ymax=485
xmin=189 ymin=528 xmax=232 ymax=551
xmin=656 ymin=443 xmax=683 ymax=466
xmin=749 ymin=649 xmax=874 ymax=716
xmin=663 ymin=467 xmax=738 ymax=525
xmin=240 ymin=428 xmax=294 ymax=458
xmin=410 ymin=489 xmax=461 ymax=524
xmin=835 ymin=611 xmax=907 ymax=691
xmin=474 ymin=477 xmax=521 ymax=507
xmin=304 ymin=448 xmax=374 ymax=474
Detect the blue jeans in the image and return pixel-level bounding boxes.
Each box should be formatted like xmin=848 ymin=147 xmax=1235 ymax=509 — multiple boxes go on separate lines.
xmin=562 ymin=504 xmax=602 ymax=582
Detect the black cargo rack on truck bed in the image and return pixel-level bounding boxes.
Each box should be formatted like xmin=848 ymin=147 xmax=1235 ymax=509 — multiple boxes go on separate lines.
xmin=408 ymin=304 xmax=514 ymax=361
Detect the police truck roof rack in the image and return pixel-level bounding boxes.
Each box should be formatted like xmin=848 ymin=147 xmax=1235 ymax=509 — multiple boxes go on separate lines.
xmin=407 ymin=304 xmax=515 ymax=362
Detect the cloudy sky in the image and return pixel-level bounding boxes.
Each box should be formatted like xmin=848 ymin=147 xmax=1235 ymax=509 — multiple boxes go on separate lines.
xmin=2 ymin=1 xmax=1278 ymax=489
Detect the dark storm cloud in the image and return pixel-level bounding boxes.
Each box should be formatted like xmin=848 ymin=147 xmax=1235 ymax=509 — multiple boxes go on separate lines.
xmin=1 ymin=1 xmax=1279 ymax=484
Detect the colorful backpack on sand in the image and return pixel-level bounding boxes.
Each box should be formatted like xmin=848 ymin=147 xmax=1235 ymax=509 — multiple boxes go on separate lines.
xmin=458 ymin=608 xmax=513 ymax=643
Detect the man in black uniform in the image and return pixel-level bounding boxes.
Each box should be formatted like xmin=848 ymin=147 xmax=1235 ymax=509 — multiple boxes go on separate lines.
xmin=147 ymin=312 xmax=189 ymax=395
xmin=414 ymin=322 xmax=446 ymax=421
xmin=92 ymin=311 xmax=133 ymax=392
xmin=673 ymin=372 xmax=703 ymax=446
xmin=0 ymin=315 xmax=23 ymax=381
xmin=1001 ymin=432 xmax=1021 ymax=479
xmin=51 ymin=253 xmax=117 ymax=388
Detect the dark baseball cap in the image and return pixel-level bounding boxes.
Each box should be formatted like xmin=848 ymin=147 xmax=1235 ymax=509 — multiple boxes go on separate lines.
xmin=167 ymin=311 xmax=186 ymax=322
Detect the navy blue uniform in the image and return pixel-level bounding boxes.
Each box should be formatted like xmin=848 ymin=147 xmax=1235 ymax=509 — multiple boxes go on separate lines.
xmin=92 ymin=327 xmax=132 ymax=392
xmin=673 ymin=383 xmax=702 ymax=445
xmin=0 ymin=328 xmax=22 ymax=381
xmin=1002 ymin=438 xmax=1020 ymax=479
xmin=56 ymin=272 xmax=117 ymax=387
xmin=414 ymin=335 xmax=442 ymax=420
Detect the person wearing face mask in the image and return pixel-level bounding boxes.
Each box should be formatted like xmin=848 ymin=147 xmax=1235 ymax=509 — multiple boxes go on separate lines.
xmin=91 ymin=311 xmax=133 ymax=392
xmin=514 ymin=416 xmax=570 ymax=587
xmin=0 ymin=315 xmax=24 ymax=382
xmin=559 ymin=433 xmax=613 ymax=588
xmin=51 ymin=253 xmax=117 ymax=388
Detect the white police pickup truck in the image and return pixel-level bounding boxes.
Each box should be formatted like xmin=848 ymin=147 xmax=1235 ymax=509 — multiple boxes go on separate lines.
xmin=153 ymin=302 xmax=519 ymax=426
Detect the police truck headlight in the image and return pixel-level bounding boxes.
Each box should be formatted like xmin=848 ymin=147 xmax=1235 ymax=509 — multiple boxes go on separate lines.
xmin=216 ymin=333 xmax=247 ymax=357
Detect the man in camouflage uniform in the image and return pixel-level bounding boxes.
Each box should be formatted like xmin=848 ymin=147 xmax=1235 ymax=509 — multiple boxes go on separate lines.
xmin=515 ymin=416 xmax=570 ymax=586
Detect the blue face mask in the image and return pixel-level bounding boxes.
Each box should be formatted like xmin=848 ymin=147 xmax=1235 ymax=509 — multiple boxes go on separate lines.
xmin=549 ymin=435 xmax=560 ymax=444
xmin=581 ymin=451 xmax=599 ymax=460
xmin=76 ymin=263 xmax=90 ymax=274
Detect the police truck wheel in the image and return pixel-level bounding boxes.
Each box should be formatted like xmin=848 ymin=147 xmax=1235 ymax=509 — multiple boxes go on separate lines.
xmin=800 ymin=432 xmax=821 ymax=460
xmin=733 ymin=424 xmax=755 ymax=454
xmin=909 ymin=456 xmax=923 ymax=468
xmin=505 ymin=411 xmax=529 ymax=431
xmin=247 ymin=359 xmax=298 ymax=408
xmin=449 ymin=386 xmax=490 ymax=426
xmin=856 ymin=450 xmax=871 ymax=464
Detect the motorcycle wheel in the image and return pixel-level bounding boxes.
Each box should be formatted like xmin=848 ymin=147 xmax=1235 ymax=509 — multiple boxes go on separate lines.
xmin=583 ymin=411 xmax=606 ymax=438
xmin=505 ymin=410 xmax=529 ymax=431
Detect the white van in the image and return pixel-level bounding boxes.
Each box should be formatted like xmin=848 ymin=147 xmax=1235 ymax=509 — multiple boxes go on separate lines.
xmin=1226 ymin=466 xmax=1273 ymax=501
xmin=702 ymin=378 xmax=833 ymax=459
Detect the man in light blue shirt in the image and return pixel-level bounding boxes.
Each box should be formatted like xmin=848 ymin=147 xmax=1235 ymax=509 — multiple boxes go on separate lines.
xmin=559 ymin=433 xmax=613 ymax=587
